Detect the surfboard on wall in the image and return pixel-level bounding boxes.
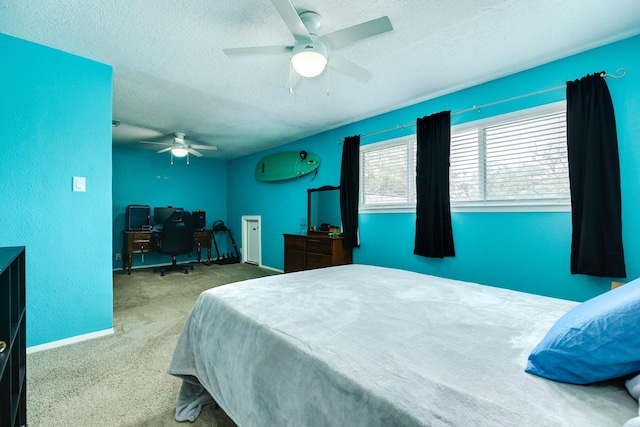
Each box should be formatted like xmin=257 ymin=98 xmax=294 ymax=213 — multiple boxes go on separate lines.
xmin=255 ymin=150 xmax=320 ymax=182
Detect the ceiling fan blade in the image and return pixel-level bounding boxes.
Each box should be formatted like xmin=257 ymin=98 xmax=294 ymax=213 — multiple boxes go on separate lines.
xmin=157 ymin=147 xmax=172 ymax=154
xmin=139 ymin=140 xmax=171 ymax=146
xmin=223 ymin=45 xmax=293 ymax=56
xmin=286 ymin=67 xmax=302 ymax=91
xmin=189 ymin=144 xmax=218 ymax=151
xmin=271 ymin=0 xmax=312 ymax=42
xmin=188 ymin=148 xmax=204 ymax=157
xmin=319 ymin=16 xmax=392 ymax=50
xmin=328 ymin=53 xmax=372 ymax=82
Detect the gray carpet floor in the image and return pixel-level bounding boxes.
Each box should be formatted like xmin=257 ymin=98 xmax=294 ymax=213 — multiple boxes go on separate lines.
xmin=27 ymin=262 xmax=278 ymax=426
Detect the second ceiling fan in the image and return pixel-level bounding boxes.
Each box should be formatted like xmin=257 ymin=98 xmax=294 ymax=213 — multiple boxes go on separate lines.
xmin=223 ymin=0 xmax=393 ymax=91
xmin=139 ymin=132 xmax=217 ymax=164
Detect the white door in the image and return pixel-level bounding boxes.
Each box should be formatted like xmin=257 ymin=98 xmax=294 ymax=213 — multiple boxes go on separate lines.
xmin=242 ymin=216 xmax=261 ymax=265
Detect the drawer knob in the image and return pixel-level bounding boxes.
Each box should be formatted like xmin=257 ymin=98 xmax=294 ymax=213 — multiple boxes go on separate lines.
xmin=0 ymin=341 xmax=6 ymax=353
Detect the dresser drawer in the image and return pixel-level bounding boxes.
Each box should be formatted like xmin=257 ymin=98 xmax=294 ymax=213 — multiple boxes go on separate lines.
xmin=306 ymin=252 xmax=332 ymax=268
xmin=285 ymin=249 xmax=305 ymax=266
xmin=306 ymin=239 xmax=333 ymax=255
xmin=284 ymin=262 xmax=305 ymax=273
xmin=285 ymin=235 xmax=306 ymax=251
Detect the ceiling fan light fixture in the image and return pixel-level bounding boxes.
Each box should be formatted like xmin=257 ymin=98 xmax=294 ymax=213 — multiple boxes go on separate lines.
xmin=291 ymin=42 xmax=327 ymax=78
xmin=171 ymin=146 xmax=189 ymax=157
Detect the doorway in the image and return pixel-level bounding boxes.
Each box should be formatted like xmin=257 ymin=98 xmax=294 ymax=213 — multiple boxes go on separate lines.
xmin=241 ymin=215 xmax=261 ymax=266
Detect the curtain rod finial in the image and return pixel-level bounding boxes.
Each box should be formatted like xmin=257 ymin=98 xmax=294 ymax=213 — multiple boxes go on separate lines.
xmin=602 ymin=68 xmax=627 ymax=79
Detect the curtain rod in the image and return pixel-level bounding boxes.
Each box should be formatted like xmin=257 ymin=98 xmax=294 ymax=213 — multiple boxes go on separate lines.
xmin=356 ymin=68 xmax=627 ymax=140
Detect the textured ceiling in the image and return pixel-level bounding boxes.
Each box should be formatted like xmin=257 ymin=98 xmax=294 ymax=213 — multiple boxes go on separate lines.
xmin=2 ymin=0 xmax=640 ymax=159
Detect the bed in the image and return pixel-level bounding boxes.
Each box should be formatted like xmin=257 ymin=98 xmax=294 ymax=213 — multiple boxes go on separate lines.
xmin=168 ymin=264 xmax=639 ymax=426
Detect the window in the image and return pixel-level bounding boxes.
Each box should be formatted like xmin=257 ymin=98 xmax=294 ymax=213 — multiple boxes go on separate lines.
xmin=359 ymin=102 xmax=570 ymax=212
xmin=360 ymin=135 xmax=416 ymax=209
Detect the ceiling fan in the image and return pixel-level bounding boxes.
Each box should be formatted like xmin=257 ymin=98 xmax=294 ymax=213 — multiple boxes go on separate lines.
xmin=139 ymin=132 xmax=217 ymax=164
xmin=222 ymin=0 xmax=393 ymax=91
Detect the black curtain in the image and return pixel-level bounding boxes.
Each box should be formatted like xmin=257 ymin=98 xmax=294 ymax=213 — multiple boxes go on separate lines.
xmin=414 ymin=111 xmax=455 ymax=258
xmin=566 ymin=73 xmax=626 ymax=277
xmin=340 ymin=135 xmax=360 ymax=249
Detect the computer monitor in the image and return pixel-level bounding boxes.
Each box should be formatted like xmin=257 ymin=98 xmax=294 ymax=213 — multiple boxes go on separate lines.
xmin=126 ymin=205 xmax=150 ymax=230
xmin=153 ymin=207 xmax=184 ymax=228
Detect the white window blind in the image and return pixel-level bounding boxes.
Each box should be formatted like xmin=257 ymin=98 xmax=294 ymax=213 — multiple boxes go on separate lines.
xmin=450 ymin=129 xmax=481 ymax=202
xmin=451 ymin=109 xmax=569 ymax=207
xmin=359 ymin=102 xmax=570 ymax=212
xmin=360 ymin=137 xmax=415 ymax=209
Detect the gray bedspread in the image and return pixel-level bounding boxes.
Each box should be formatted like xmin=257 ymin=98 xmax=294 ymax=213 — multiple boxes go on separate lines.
xmin=168 ymin=264 xmax=637 ymax=426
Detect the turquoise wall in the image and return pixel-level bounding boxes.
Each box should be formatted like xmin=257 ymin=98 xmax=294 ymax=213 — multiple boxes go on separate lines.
xmin=228 ymin=35 xmax=640 ymax=302
xmin=3 ymin=31 xmax=637 ymax=347
xmin=112 ymin=146 xmax=228 ymax=269
xmin=0 ymin=34 xmax=113 ymax=346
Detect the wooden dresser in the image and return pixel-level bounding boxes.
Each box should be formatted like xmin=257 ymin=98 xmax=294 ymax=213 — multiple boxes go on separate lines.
xmin=283 ymin=234 xmax=352 ymax=273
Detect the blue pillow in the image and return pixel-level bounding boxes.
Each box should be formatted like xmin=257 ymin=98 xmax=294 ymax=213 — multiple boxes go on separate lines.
xmin=525 ymin=277 xmax=640 ymax=384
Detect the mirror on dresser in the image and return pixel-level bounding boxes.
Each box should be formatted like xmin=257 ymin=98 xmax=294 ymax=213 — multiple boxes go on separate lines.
xmin=283 ymin=185 xmax=352 ymax=273
xmin=307 ymin=185 xmax=341 ymax=235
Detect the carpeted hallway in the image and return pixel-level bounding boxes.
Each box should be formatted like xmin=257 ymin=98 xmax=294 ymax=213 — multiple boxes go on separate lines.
xmin=27 ymin=263 xmax=278 ymax=426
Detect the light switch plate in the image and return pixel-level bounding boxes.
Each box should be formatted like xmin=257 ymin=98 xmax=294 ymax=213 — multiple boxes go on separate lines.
xmin=73 ymin=176 xmax=86 ymax=192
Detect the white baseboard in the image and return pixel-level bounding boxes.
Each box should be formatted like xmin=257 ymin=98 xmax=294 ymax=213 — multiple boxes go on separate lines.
xmin=27 ymin=328 xmax=115 ymax=354
xmin=259 ymin=264 xmax=283 ymax=273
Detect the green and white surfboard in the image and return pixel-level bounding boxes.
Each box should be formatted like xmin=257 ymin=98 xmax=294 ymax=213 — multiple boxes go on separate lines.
xmin=254 ymin=150 xmax=320 ymax=182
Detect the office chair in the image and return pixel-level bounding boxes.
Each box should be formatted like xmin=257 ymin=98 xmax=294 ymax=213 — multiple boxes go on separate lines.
xmin=153 ymin=210 xmax=195 ymax=276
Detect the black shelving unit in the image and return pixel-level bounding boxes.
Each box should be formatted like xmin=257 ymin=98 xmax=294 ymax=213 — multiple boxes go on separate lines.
xmin=0 ymin=246 xmax=26 ymax=427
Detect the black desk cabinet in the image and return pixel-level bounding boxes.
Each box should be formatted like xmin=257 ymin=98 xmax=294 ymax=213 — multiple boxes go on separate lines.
xmin=0 ymin=246 xmax=26 ymax=427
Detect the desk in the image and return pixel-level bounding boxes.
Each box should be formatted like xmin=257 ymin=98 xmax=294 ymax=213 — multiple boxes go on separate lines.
xmin=123 ymin=230 xmax=213 ymax=274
